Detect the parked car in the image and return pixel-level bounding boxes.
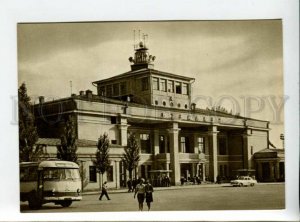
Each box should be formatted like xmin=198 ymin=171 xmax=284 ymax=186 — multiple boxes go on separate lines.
xmin=230 ymin=176 xmax=257 ymax=187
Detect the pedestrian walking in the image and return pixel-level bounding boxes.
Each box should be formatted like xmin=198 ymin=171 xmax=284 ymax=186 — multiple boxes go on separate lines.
xmin=132 ymin=178 xmax=137 ymax=192
xmin=145 ymin=180 xmax=154 ymax=211
xmin=99 ymin=181 xmax=110 ymax=200
xmin=180 ymin=176 xmax=185 ymax=186
xmin=127 ymin=179 xmax=133 ymax=192
xmin=134 ymin=178 xmax=145 ymax=211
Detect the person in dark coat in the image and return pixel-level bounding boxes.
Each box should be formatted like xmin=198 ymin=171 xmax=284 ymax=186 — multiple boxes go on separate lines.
xmin=132 ymin=178 xmax=137 ymax=192
xmin=145 ymin=179 xmax=154 ymax=211
xmin=99 ymin=181 xmax=110 ymax=200
xmin=127 ymin=179 xmax=133 ymax=192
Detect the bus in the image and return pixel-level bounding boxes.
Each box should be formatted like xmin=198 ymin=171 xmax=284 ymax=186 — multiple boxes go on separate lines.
xmin=20 ymin=159 xmax=82 ymax=209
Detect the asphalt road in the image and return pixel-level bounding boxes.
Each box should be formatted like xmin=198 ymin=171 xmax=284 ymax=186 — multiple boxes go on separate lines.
xmin=20 ymin=183 xmax=285 ymax=212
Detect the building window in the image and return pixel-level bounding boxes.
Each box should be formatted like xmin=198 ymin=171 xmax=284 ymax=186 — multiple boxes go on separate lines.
xmin=111 ymin=140 xmax=117 ymax=144
xmin=160 ymin=79 xmax=167 ymax=92
xmin=106 ymin=85 xmax=112 ymax=97
xmin=167 ymin=80 xmax=174 ymax=93
xmin=198 ymin=137 xmax=205 ymax=153
xmin=182 ymin=83 xmax=188 ymax=95
xmin=89 ymin=166 xmax=97 ymax=182
xmin=155 ymin=100 xmax=158 ymax=105
xmin=184 ymin=104 xmax=188 ymax=109
xmin=113 ymin=83 xmax=119 ymax=96
xmin=170 ymin=102 xmax=174 ymax=107
xmin=106 ymin=166 xmax=113 ymax=182
xmin=251 ymin=146 xmax=253 ymax=155
xmin=162 ymin=101 xmax=166 ymax=106
xmin=218 ymin=137 xmax=227 ymax=155
xmin=153 ymin=77 xmax=159 ymax=90
xmin=120 ymin=82 xmax=127 ymax=95
xmin=111 ymin=116 xmax=117 ymax=124
xmin=175 ymin=82 xmax=181 ymax=94
xmin=140 ymin=133 xmax=151 ymax=153
xmin=159 ymin=135 xmax=165 ymax=153
xmin=180 ymin=137 xmax=190 ymax=153
xmin=177 ymin=103 xmax=181 ymax=108
xmin=141 ymin=77 xmax=149 ymax=91
xmin=99 ymin=86 xmax=105 ymax=96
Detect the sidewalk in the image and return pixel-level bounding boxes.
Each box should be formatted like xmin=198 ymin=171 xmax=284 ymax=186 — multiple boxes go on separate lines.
xmin=82 ymin=182 xmax=284 ymax=196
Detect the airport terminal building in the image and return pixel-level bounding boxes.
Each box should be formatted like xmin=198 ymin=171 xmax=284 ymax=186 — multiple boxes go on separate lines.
xmin=33 ymin=41 xmax=284 ymax=189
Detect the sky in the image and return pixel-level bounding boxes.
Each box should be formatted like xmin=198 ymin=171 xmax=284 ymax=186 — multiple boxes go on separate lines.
xmin=17 ymin=20 xmax=284 ymax=147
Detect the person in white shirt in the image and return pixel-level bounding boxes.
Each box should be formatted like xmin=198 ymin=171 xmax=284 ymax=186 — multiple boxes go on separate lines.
xmin=134 ymin=178 xmax=145 ymax=211
xmin=99 ymin=181 xmax=110 ymax=200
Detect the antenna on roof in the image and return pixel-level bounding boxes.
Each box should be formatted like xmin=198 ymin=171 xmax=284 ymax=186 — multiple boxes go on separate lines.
xmin=143 ymin=33 xmax=148 ymax=47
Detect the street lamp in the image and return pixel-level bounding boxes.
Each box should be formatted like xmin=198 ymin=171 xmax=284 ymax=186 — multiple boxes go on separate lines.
xmin=280 ymin=133 xmax=284 ymax=149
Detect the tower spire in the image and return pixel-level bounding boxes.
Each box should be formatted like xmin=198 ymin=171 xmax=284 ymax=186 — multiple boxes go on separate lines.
xmin=128 ymin=32 xmax=156 ymax=71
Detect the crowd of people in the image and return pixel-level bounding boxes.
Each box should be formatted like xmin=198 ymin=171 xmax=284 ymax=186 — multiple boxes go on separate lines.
xmin=180 ymin=176 xmax=202 ymax=185
xmin=100 ymin=178 xmax=154 ymax=211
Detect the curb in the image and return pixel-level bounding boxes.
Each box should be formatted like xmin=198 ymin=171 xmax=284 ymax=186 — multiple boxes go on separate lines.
xmin=82 ymin=182 xmax=284 ymax=196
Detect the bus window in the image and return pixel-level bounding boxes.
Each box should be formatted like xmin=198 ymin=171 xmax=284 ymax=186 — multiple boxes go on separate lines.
xmin=43 ymin=168 xmax=80 ymax=180
xmin=20 ymin=166 xmax=38 ymax=182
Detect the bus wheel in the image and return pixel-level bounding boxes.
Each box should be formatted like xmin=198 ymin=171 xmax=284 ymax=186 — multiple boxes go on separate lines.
xmin=28 ymin=193 xmax=41 ymax=210
xmin=60 ymin=200 xmax=72 ymax=207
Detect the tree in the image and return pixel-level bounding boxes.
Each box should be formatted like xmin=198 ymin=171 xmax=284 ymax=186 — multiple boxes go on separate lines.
xmin=57 ymin=115 xmax=78 ymax=162
xmin=122 ymin=133 xmax=140 ymax=180
xmin=93 ymin=133 xmax=111 ymax=188
xmin=19 ymin=83 xmax=41 ymax=162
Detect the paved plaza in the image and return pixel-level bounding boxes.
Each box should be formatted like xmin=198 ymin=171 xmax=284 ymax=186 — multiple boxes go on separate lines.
xmin=20 ymin=183 xmax=285 ymax=212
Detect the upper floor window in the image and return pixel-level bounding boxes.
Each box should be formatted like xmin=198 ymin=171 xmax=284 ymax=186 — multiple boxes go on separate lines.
xmin=160 ymin=79 xmax=167 ymax=92
xmin=218 ymin=137 xmax=227 ymax=155
xmin=180 ymin=136 xmax=186 ymax=153
xmin=167 ymin=80 xmax=174 ymax=93
xmin=141 ymin=77 xmax=149 ymax=91
xmin=153 ymin=77 xmax=159 ymax=90
xmin=113 ymin=83 xmax=119 ymax=96
xmin=106 ymin=85 xmax=113 ymax=97
xmin=182 ymin=83 xmax=188 ymax=95
xmin=175 ymin=82 xmax=181 ymax=94
xmin=99 ymin=86 xmax=105 ymax=96
xmin=120 ymin=82 xmax=127 ymax=95
xmin=140 ymin=133 xmax=151 ymax=153
xmin=159 ymin=135 xmax=165 ymax=153
xmin=198 ymin=137 xmax=205 ymax=153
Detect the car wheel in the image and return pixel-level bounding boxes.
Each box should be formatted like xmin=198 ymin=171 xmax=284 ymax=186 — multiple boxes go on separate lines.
xmin=239 ymin=183 xmax=243 ymax=187
xmin=60 ymin=200 xmax=72 ymax=207
xmin=28 ymin=192 xmax=42 ymax=210
xmin=250 ymin=183 xmax=254 ymax=187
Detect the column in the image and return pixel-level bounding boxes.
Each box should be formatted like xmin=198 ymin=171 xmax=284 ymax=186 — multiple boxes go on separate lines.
xmin=275 ymin=161 xmax=280 ymax=181
xmin=153 ymin=129 xmax=160 ymax=155
xmin=242 ymin=129 xmax=252 ymax=169
xmin=202 ymin=163 xmax=206 ymax=181
xmin=118 ymin=117 xmax=128 ymax=146
xmin=168 ymin=122 xmax=181 ymax=185
xmin=165 ymin=162 xmax=170 ymax=177
xmin=115 ymin=160 xmax=120 ymax=189
xmin=194 ymin=134 xmax=199 ymax=154
xmin=270 ymin=162 xmax=275 ymax=181
xmin=208 ymin=125 xmax=218 ymax=182
xmin=191 ymin=163 xmax=196 ymax=177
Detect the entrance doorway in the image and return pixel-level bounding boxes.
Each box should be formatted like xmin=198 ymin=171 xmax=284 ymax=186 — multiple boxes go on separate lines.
xmin=180 ymin=163 xmax=192 ymax=181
